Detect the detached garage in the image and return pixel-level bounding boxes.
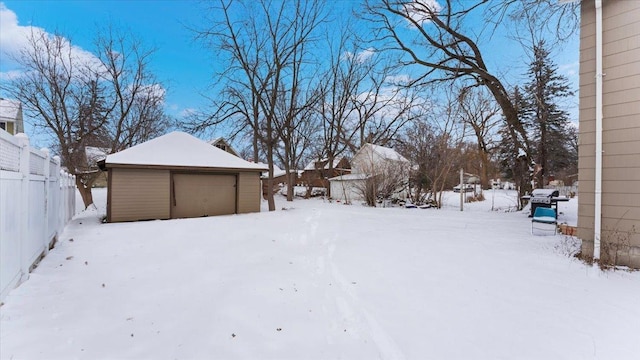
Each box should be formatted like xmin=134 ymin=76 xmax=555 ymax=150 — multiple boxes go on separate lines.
xmin=102 ymin=132 xmax=267 ymax=223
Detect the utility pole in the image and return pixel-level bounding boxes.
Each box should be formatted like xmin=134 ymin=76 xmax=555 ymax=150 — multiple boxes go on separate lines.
xmin=460 ymin=168 xmax=464 ymax=211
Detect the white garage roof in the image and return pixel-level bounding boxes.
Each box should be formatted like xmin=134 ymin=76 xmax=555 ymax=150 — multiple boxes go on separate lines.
xmin=106 ymin=131 xmax=267 ymax=171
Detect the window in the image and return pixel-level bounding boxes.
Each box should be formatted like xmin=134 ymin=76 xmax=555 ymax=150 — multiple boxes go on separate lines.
xmin=215 ymin=143 xmax=227 ymax=151
xmin=0 ymin=122 xmax=6 ymax=130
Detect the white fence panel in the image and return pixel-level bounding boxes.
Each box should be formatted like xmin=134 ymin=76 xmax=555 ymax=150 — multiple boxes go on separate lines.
xmin=0 ymin=131 xmax=76 ymax=302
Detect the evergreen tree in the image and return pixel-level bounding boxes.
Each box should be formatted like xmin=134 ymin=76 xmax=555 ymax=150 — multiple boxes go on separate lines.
xmin=521 ymin=41 xmax=575 ymax=187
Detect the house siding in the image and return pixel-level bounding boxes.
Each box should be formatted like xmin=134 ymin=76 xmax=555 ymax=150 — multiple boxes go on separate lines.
xmin=109 ymin=168 xmax=171 ymax=222
xmin=237 ymin=172 xmax=261 ymax=213
xmin=578 ymin=0 xmax=640 ymax=267
xmin=330 ymin=178 xmax=363 ymax=204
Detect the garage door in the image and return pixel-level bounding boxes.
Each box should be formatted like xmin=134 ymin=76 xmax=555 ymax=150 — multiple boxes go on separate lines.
xmin=171 ymin=174 xmax=236 ymax=218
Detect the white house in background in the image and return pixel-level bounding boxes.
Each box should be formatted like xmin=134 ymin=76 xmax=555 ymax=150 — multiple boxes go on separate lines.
xmin=330 ymin=143 xmax=410 ymax=204
xmin=329 ymin=173 xmax=371 ymax=204
xmin=0 ymin=98 xmax=24 ymax=135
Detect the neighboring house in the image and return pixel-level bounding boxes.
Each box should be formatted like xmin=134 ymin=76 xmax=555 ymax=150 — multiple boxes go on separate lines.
xmin=578 ymin=0 xmax=640 ymax=268
xmin=102 ymin=131 xmax=267 ymax=222
xmin=0 ymin=98 xmax=24 ymax=135
xmin=329 ymin=173 xmax=371 ymax=204
xmin=330 ymin=143 xmax=410 ymax=203
xmin=84 ymin=146 xmax=110 ymax=187
xmin=300 ymin=157 xmax=351 ymax=189
xmin=208 ymin=137 xmax=240 ymax=157
xmin=260 ymin=164 xmax=299 ymax=199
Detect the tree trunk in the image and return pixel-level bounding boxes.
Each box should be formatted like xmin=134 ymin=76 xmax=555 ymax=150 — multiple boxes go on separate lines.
xmin=326 ymin=155 xmax=334 ymax=199
xmin=266 ymin=126 xmax=276 ymax=211
xmin=76 ymin=177 xmax=94 ymax=209
xmin=287 ymin=171 xmax=296 ymax=201
xmin=479 ymin=149 xmax=490 ymax=190
xmin=284 ymin=163 xmax=294 ymax=202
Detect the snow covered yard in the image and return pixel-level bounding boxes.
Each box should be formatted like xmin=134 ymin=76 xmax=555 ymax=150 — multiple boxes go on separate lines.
xmin=1 ymin=189 xmax=639 ymax=359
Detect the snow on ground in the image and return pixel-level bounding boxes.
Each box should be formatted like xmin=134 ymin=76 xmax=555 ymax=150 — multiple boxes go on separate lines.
xmin=1 ymin=189 xmax=638 ymax=359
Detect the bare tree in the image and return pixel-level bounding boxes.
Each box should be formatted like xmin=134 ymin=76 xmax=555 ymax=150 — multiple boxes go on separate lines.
xmin=2 ymin=28 xmax=169 ymax=208
xmin=366 ymin=0 xmax=575 ymax=207
xmin=396 ymin=89 xmax=466 ymax=208
xmin=273 ymin=85 xmax=321 ymax=201
xmin=314 ymin=32 xmax=371 ymax=198
xmin=351 ymin=67 xmax=424 ymax=150
xmin=194 ymin=0 xmax=326 ymax=210
xmin=457 ymin=86 xmax=500 ymax=190
xmin=365 ymin=1 xmax=528 ymax=147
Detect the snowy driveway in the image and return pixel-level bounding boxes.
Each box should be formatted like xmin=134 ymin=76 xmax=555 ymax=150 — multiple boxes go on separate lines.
xmin=1 ymin=191 xmax=639 ymax=359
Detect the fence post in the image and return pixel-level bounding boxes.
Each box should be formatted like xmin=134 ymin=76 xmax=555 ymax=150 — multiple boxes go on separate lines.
xmin=72 ymin=174 xmax=76 ymax=219
xmin=41 ymin=148 xmax=50 ymax=255
xmin=53 ymin=156 xmax=63 ymax=236
xmin=15 ymin=133 xmax=30 ymax=281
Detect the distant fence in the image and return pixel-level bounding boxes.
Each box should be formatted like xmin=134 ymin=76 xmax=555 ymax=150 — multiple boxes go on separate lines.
xmin=0 ymin=131 xmax=76 ymax=302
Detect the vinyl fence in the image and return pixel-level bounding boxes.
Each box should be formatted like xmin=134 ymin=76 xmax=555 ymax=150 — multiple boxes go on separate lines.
xmin=1 ymin=131 xmax=76 ymax=302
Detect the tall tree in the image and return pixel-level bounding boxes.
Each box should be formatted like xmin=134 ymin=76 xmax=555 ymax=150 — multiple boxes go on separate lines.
xmin=396 ymin=89 xmax=466 ymax=208
xmin=194 ymin=0 xmax=325 ymax=210
xmin=365 ymin=0 xmax=530 ymax=156
xmin=2 ymin=28 xmax=169 ymax=208
xmin=457 ymin=86 xmax=500 ymax=190
xmin=314 ymin=34 xmax=372 ymax=198
xmin=365 ymin=0 xmax=578 ymax=208
xmin=351 ymin=70 xmax=425 ymax=151
xmin=521 ymin=41 xmax=574 ymax=188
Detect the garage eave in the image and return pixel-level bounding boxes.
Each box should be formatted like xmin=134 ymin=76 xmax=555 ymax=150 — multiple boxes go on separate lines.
xmin=104 ymin=163 xmax=267 ymax=173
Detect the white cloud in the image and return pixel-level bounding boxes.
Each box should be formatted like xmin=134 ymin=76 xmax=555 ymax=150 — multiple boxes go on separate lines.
xmin=402 ymin=0 xmax=442 ymax=27
xmin=342 ymin=48 xmax=376 ymax=64
xmin=0 ymin=69 xmax=23 ymax=81
xmin=0 ymin=3 xmax=44 ymax=59
xmin=356 ymin=48 xmax=376 ymax=63
xmin=179 ymin=107 xmax=197 ymax=118
xmin=137 ymin=83 xmax=166 ymax=100
xmin=384 ymin=74 xmax=412 ymax=85
xmin=0 ymin=3 xmax=103 ymax=78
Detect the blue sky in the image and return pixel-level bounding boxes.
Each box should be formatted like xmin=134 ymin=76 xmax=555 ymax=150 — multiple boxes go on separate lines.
xmin=1 ymin=0 xmax=215 ymax=122
xmin=0 ymin=1 xmax=579 ymax=148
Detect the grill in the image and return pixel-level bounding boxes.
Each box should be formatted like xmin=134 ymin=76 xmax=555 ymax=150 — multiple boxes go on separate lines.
xmin=530 ymin=189 xmax=560 ymax=217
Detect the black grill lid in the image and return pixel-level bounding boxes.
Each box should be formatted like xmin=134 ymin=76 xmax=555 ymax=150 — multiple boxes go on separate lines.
xmin=531 ymin=189 xmax=559 ymax=197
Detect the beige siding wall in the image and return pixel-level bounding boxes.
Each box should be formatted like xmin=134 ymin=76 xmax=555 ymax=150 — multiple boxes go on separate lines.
xmin=578 ymin=0 xmax=640 ymax=267
xmin=109 ymin=168 xmax=170 ymax=222
xmin=237 ymin=172 xmax=261 ymax=213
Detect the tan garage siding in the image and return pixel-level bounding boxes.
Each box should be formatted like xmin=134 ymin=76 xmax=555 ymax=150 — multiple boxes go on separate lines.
xmin=578 ymin=0 xmax=640 ymax=267
xmin=237 ymin=172 xmax=261 ymax=213
xmin=109 ymin=168 xmax=170 ymax=222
